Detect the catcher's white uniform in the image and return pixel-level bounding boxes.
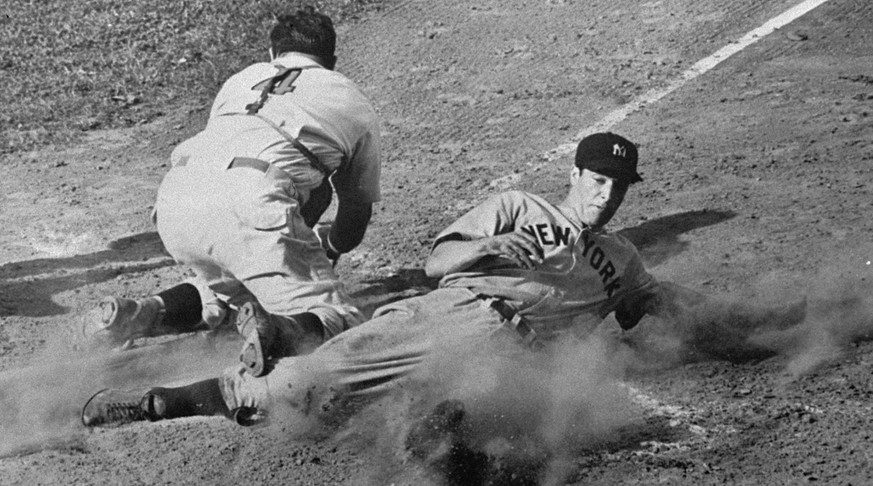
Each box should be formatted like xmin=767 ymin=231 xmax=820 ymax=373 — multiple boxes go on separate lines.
xmin=155 ymin=52 xmax=381 ymax=337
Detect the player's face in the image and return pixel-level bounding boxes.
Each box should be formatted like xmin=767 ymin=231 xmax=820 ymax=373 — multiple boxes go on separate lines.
xmin=568 ymin=168 xmax=629 ymax=229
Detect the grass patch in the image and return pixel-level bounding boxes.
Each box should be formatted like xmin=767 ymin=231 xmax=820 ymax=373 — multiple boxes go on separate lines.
xmin=0 ymin=0 xmax=383 ymax=154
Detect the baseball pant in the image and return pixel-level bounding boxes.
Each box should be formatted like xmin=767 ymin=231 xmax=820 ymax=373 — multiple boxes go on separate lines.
xmin=154 ymin=156 xmax=363 ymax=338
xmin=218 ymin=287 xmax=523 ymax=425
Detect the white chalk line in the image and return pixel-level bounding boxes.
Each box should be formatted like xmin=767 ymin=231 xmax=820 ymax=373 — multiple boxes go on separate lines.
xmin=540 ymin=0 xmax=834 ymax=163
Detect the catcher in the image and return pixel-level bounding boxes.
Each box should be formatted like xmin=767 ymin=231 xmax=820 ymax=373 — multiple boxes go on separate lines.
xmin=81 ymin=7 xmax=381 ymax=375
xmin=82 ymin=132 xmax=806 ymax=432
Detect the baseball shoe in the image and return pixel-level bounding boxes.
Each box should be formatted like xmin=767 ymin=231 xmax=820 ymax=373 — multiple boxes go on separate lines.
xmin=236 ymin=302 xmax=298 ymax=377
xmin=81 ymin=388 xmax=166 ymax=427
xmin=81 ymin=296 xmax=166 ymax=349
xmin=231 ymin=406 xmax=268 ymax=427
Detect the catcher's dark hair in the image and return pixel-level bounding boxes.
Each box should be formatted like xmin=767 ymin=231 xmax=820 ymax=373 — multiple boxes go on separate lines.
xmin=270 ymin=6 xmax=337 ymax=69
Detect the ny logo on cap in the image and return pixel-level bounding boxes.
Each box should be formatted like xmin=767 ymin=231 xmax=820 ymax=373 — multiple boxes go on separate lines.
xmin=612 ymin=143 xmax=627 ymax=158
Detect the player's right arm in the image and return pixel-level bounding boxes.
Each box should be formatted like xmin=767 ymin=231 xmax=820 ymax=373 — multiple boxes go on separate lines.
xmin=318 ymin=113 xmax=381 ymax=260
xmin=425 ymin=231 xmax=544 ymax=277
xmin=425 ymin=192 xmax=544 ymax=278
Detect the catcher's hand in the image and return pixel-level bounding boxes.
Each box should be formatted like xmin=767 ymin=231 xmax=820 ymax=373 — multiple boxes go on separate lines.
xmin=314 ymin=223 xmax=341 ymax=266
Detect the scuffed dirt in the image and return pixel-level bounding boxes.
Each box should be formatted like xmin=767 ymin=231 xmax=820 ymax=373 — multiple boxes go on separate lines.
xmin=1 ymin=0 xmax=873 ymax=484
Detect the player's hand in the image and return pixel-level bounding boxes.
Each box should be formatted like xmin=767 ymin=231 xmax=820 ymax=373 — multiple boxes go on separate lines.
xmin=314 ymin=223 xmax=341 ymax=267
xmin=482 ymin=231 xmax=544 ymax=269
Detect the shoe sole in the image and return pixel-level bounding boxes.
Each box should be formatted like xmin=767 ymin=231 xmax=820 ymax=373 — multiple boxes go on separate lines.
xmin=82 ymin=297 xmax=152 ymax=349
xmin=81 ymin=297 xmax=122 ymax=338
xmin=81 ymin=388 xmax=111 ymax=426
xmin=240 ymin=326 xmax=267 ymax=377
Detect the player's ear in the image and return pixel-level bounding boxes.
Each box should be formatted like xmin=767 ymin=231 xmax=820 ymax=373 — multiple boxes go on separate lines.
xmin=570 ymin=166 xmax=581 ymax=185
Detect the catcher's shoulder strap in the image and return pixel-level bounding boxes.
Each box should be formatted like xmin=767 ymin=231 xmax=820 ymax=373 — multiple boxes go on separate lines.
xmin=239 ymin=65 xmax=333 ymax=177
xmin=249 ymin=113 xmax=333 ymax=177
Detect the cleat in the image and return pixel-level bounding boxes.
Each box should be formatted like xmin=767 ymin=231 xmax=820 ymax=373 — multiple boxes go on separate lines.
xmin=231 ymin=406 xmax=268 ymax=427
xmin=81 ymin=296 xmax=166 ymax=348
xmin=236 ymin=302 xmax=298 ymax=377
xmin=240 ymin=332 xmax=268 ymax=377
xmin=236 ymin=302 xmax=269 ymax=377
xmin=81 ymin=388 xmax=163 ymax=427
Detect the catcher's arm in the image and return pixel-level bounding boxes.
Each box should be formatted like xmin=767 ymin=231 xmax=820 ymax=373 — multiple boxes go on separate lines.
xmin=314 ymin=200 xmax=372 ymax=266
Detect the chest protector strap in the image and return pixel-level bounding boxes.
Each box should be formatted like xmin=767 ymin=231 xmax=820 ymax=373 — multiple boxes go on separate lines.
xmin=239 ymin=66 xmax=333 ymax=178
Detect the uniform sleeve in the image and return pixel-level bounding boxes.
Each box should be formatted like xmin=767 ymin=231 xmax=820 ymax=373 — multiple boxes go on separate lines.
xmin=331 ymin=121 xmax=381 ymax=203
xmin=432 ymin=192 xmax=518 ymax=248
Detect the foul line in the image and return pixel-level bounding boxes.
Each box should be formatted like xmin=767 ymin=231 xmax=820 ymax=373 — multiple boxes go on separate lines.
xmin=540 ymin=0 xmax=833 ymax=162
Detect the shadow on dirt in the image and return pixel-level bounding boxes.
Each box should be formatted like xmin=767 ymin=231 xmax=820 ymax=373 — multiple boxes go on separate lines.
xmin=618 ymin=209 xmax=736 ymax=267
xmin=0 ymin=232 xmax=174 ymax=317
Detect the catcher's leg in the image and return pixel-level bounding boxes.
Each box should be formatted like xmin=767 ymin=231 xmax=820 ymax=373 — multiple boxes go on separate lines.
xmin=82 ymin=283 xmax=206 ymax=349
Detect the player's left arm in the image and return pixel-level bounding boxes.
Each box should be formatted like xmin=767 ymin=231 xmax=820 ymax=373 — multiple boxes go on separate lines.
xmin=609 ymin=249 xmax=675 ymax=330
xmin=613 ymin=279 xmax=664 ymax=330
xmin=613 ymin=276 xmax=713 ymax=330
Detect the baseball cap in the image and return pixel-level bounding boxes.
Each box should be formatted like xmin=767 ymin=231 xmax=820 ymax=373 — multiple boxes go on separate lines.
xmin=574 ymin=132 xmax=642 ymax=183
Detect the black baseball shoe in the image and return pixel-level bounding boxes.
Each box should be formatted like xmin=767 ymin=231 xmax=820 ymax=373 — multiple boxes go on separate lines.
xmin=236 ymin=302 xmax=299 ymax=377
xmin=81 ymin=388 xmax=166 ymax=427
xmin=231 ymin=406 xmax=268 ymax=427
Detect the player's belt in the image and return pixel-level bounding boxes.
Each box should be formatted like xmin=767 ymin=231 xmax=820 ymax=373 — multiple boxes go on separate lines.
xmin=228 ymin=157 xmax=270 ymax=173
xmin=478 ymin=295 xmax=543 ymax=350
xmin=172 ymin=156 xmax=271 ymax=174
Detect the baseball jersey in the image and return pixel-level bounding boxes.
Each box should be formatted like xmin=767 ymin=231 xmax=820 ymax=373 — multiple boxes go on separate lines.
xmin=172 ymin=52 xmax=381 ymax=204
xmin=434 ymin=191 xmax=655 ymax=334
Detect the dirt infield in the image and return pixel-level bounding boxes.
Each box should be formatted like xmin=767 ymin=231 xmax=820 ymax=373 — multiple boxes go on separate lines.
xmin=1 ymin=0 xmax=872 ymax=484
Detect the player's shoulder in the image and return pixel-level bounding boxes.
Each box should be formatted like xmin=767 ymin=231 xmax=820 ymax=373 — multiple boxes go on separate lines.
xmin=222 ymin=62 xmax=277 ymax=86
xmin=485 ymin=190 xmax=559 ymax=212
xmin=492 ymin=190 xmax=540 ymax=203
xmin=235 ymin=61 xmax=277 ymax=76
xmin=479 ymin=190 xmax=534 ymax=209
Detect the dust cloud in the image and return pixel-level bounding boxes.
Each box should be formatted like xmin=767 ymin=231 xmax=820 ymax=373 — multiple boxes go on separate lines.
xmin=351 ymin=267 xmax=873 ymax=484
xmin=626 ymin=264 xmax=873 ymax=378
xmin=347 ymin=332 xmax=643 ymax=485
xmin=751 ymin=273 xmax=873 ymax=378
xmin=0 ymin=331 xmax=239 ymax=458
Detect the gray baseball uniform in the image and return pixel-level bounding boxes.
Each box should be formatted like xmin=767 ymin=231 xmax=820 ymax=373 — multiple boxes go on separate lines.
xmin=218 ymin=190 xmax=657 ymax=421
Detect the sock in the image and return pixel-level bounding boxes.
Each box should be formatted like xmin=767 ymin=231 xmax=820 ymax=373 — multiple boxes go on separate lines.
xmin=293 ymin=312 xmax=326 ymax=340
xmin=156 ymin=283 xmax=203 ymax=332
xmin=149 ymin=378 xmax=230 ymax=419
